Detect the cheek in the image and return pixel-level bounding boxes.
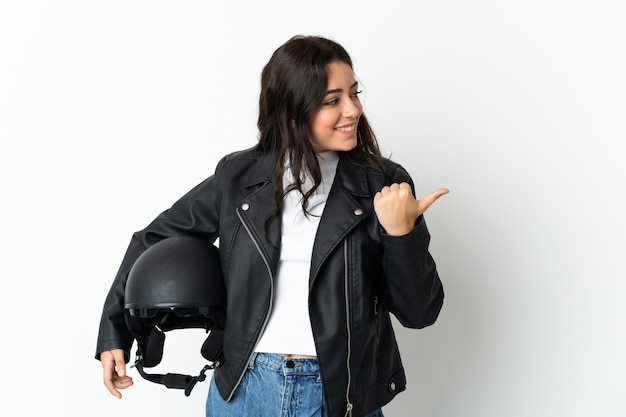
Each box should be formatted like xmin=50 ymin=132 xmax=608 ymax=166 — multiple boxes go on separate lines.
xmin=321 ymin=109 xmax=336 ymax=123
xmin=312 ymin=111 xmax=336 ymax=133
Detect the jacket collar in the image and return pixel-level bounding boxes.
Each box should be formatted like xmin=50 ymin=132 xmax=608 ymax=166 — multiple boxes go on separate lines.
xmin=243 ymin=149 xmax=277 ymax=188
xmin=242 ymin=150 xmax=372 ymax=198
xmin=335 ymin=152 xmax=372 ymax=198
xmin=238 ymin=149 xmax=376 ymax=285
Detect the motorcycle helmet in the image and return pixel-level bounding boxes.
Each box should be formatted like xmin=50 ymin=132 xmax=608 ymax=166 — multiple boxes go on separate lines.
xmin=124 ymin=235 xmax=226 ymax=396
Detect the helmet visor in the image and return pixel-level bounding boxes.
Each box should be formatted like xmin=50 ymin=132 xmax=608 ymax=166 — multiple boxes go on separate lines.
xmin=127 ymin=306 xmax=213 ymax=318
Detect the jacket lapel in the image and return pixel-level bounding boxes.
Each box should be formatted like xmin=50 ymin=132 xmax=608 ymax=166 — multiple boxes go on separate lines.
xmin=238 ymin=152 xmax=376 ymax=285
xmin=237 ymin=152 xmax=282 ymax=276
xmin=309 ymin=154 xmax=372 ymax=286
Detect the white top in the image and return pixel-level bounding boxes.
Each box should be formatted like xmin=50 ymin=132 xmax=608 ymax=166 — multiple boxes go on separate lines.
xmin=254 ymin=151 xmax=339 ymax=356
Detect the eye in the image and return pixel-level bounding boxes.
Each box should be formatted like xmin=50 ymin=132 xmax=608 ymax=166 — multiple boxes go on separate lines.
xmin=350 ymin=90 xmax=363 ymax=100
xmin=324 ymin=98 xmax=339 ymax=106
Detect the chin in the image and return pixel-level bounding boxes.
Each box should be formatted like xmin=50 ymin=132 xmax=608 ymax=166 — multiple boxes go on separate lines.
xmin=342 ymin=139 xmax=358 ymax=151
xmin=314 ymin=139 xmax=357 ymax=153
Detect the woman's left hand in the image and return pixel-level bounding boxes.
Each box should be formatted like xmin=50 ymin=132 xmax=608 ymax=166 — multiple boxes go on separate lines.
xmin=374 ymin=183 xmax=449 ymax=236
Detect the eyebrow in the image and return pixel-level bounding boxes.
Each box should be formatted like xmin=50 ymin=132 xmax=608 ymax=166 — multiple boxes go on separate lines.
xmin=325 ymin=81 xmax=359 ymax=95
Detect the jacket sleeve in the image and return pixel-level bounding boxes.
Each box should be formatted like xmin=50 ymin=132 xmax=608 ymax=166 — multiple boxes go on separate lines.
xmin=95 ymin=161 xmax=225 ymax=361
xmin=379 ymin=165 xmax=444 ymax=329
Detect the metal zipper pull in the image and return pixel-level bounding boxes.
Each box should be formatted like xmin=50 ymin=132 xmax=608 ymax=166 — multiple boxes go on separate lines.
xmin=373 ymin=296 xmax=379 ymax=316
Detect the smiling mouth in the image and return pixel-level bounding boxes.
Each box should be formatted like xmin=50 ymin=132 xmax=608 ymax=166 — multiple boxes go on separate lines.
xmin=335 ymin=123 xmax=357 ymax=133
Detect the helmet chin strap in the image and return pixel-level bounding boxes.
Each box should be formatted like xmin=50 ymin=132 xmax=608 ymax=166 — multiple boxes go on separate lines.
xmin=132 ymin=357 xmax=219 ymax=396
xmin=130 ymin=324 xmax=225 ymax=396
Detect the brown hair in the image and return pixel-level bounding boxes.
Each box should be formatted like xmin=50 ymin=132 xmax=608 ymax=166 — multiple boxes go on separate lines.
xmin=256 ymin=35 xmax=386 ymax=239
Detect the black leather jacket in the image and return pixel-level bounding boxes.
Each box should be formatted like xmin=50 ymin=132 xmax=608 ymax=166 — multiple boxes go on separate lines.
xmin=96 ymin=147 xmax=444 ymax=417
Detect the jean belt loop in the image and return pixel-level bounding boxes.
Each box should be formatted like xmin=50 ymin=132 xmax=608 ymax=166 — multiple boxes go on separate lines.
xmin=248 ymin=352 xmax=258 ymax=369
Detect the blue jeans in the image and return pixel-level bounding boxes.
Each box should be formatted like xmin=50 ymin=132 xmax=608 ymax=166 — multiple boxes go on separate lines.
xmin=206 ymin=352 xmax=384 ymax=417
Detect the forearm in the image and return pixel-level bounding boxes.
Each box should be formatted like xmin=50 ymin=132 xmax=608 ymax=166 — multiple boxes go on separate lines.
xmin=381 ymin=216 xmax=444 ymax=329
xmin=95 ymin=174 xmax=222 ymax=361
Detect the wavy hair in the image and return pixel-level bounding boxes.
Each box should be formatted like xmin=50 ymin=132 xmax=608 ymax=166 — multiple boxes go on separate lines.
xmin=256 ymin=35 xmax=386 ymax=238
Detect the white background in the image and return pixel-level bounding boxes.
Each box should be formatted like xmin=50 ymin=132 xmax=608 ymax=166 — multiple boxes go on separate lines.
xmin=1 ymin=1 xmax=625 ymax=416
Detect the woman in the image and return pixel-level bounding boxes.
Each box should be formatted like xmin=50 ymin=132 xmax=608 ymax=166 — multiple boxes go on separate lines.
xmin=96 ymin=35 xmax=448 ymax=417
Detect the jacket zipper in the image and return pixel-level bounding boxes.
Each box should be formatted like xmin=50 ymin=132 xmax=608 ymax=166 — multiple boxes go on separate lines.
xmin=343 ymin=240 xmax=353 ymax=417
xmin=227 ymin=209 xmax=275 ymax=402
xmin=374 ymin=295 xmax=379 ymax=347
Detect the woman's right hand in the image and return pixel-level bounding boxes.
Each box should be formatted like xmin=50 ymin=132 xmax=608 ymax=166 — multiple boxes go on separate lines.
xmin=101 ymin=349 xmax=134 ymax=398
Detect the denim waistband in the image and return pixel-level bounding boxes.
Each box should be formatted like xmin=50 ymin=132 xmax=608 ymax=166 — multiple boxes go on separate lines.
xmin=250 ymin=352 xmax=320 ymax=375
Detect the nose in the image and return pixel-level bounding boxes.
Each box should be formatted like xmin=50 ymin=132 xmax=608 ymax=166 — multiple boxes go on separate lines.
xmin=342 ymin=96 xmax=362 ymax=119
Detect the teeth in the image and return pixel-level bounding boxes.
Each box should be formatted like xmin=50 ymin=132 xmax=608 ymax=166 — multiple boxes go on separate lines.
xmin=336 ymin=124 xmax=356 ymax=132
